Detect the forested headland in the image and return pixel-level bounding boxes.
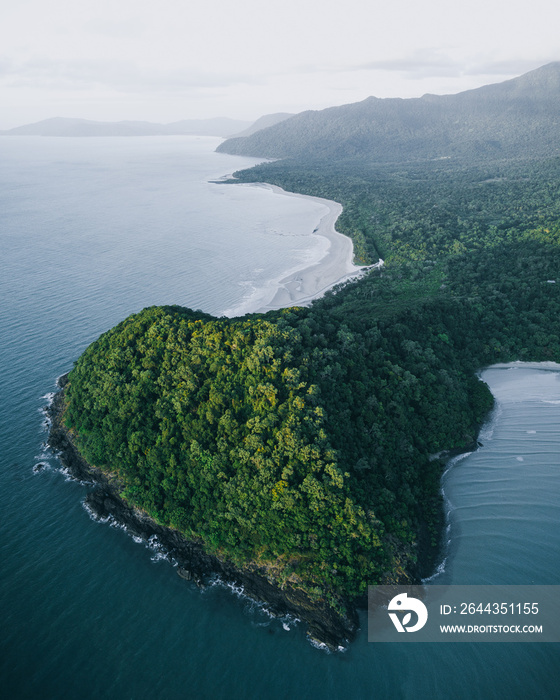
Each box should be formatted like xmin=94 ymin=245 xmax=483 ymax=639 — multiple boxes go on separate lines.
xmin=55 ymin=64 xmax=560 ymax=645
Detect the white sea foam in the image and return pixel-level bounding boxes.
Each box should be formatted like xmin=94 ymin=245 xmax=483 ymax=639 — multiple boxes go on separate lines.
xmin=440 ymin=451 xmax=472 ymax=482
xmin=82 ymin=499 xmax=112 ymax=524
xmin=81 ymin=504 xmax=177 ymax=564
xmin=424 ymin=449 xmax=477 ymax=582
xmin=38 ymin=402 xmax=52 ymax=431
xmin=56 ymin=463 xmax=93 ymax=485
xmin=478 ymin=401 xmax=503 ymax=442
xmin=207 ymin=574 xmax=301 ymax=633
xmin=146 ymin=534 xmax=175 ymax=563
xmin=422 ymin=555 xmax=448 ymax=584
xmin=34 ymin=445 xmax=50 ymax=461
xmin=307 ymin=637 xmax=347 ymax=654
xmin=33 ymin=461 xmax=50 ymax=473
xmin=208 ymin=575 xmax=246 ymax=599
xmin=33 ymin=389 xmax=59 ymax=472
xmin=487 ymin=361 xmax=560 ymax=371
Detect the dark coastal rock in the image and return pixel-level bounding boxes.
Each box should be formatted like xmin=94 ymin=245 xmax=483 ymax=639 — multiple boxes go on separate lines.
xmin=47 ymin=377 xmax=358 ymax=650
xmin=82 ymin=486 xmax=358 ymax=648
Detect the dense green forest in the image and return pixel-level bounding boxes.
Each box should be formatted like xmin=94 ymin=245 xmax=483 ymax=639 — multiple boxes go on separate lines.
xmin=62 ymin=156 xmax=560 ymax=610
xmin=59 ymin=64 xmax=560 ymax=618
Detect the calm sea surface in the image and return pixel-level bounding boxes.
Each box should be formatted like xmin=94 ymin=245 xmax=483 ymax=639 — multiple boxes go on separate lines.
xmin=1 ymin=137 xmax=559 ymax=699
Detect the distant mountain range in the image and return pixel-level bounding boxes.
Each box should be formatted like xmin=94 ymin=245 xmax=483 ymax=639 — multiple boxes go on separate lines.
xmin=231 ymin=113 xmax=294 ymax=138
xmin=217 ymin=63 xmax=560 ymax=163
xmin=0 ymin=116 xmax=254 ymax=138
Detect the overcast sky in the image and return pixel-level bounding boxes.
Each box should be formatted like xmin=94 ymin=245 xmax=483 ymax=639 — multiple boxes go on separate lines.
xmin=1 ymin=0 xmax=558 ymax=129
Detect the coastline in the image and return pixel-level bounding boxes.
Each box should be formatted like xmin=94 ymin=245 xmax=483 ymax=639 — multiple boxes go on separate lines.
xmin=42 ymin=170 xmax=383 ymax=652
xmin=220 ymin=182 xmax=381 ymax=316
xmin=47 ymin=375 xmax=358 ymax=651
xmin=40 ymin=172 xmax=430 ymax=652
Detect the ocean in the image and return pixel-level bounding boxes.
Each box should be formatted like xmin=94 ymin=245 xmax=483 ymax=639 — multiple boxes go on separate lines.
xmin=1 ymin=136 xmax=559 ymax=699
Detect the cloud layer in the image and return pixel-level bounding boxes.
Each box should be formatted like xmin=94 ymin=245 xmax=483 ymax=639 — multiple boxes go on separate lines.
xmin=1 ymin=0 xmax=558 ymax=127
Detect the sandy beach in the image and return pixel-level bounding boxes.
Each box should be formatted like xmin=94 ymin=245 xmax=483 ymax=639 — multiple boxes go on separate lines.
xmin=224 ymin=183 xmax=380 ymax=316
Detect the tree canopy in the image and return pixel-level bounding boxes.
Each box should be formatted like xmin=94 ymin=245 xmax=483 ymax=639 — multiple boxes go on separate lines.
xmin=63 ymin=218 xmax=560 ymax=608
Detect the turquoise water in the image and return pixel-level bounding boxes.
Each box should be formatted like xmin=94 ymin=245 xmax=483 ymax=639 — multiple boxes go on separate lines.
xmin=1 ymin=137 xmax=559 ymax=699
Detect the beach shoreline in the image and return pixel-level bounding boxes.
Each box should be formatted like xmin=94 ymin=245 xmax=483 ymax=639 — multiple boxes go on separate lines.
xmin=219 ymin=182 xmax=381 ymax=316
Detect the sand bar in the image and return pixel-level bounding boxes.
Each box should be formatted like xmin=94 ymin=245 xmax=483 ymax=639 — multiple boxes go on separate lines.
xmin=223 ymin=183 xmax=381 ymax=316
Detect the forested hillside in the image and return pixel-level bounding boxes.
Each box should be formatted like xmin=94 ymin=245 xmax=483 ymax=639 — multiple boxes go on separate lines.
xmin=62 ymin=237 xmax=560 ymax=609
xmin=217 ymin=63 xmax=560 ymax=163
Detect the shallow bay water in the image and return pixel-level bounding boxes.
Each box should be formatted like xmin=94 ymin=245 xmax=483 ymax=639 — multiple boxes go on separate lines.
xmin=1 ymin=137 xmax=559 ymax=699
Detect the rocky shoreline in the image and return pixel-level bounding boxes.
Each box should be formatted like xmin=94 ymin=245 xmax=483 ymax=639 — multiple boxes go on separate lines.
xmin=47 ymin=375 xmax=359 ymax=650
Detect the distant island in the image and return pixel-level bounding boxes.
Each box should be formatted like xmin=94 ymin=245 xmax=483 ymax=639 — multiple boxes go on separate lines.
xmin=49 ymin=63 xmax=560 ymax=649
xmin=0 ymin=113 xmax=293 ymax=138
